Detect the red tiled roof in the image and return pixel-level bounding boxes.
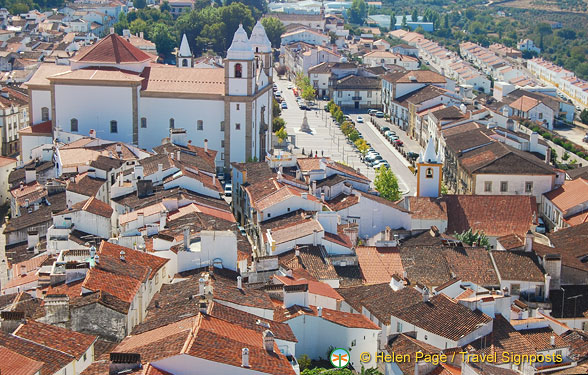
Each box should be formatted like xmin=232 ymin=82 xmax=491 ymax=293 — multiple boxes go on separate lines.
xmin=19 ymin=120 xmax=52 ymax=135
xmin=75 ymin=196 xmax=114 ymax=218
xmin=82 ymin=267 xmax=143 ymax=303
xmin=356 ymin=246 xmax=403 ymax=284
xmin=544 ymin=178 xmax=588 ymax=214
xmin=274 ymin=304 xmax=379 ymax=329
xmin=0 ymin=156 xmax=16 ymax=167
xmin=14 ymin=320 xmax=97 ymax=360
xmin=72 ymin=33 xmax=152 ymax=64
xmin=186 ymin=315 xmax=296 ymax=375
xmin=99 ymin=241 xmax=168 ymax=280
xmin=274 ymin=271 xmax=343 ymax=301
xmin=0 ymin=346 xmax=43 ymax=375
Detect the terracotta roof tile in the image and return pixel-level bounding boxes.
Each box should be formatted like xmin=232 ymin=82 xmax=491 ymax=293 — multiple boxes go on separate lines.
xmin=212 ymin=271 xmax=275 ymax=311
xmin=544 ymin=178 xmax=588 ymax=214
xmin=72 ymin=33 xmax=151 ymax=64
xmin=278 ymin=245 xmax=338 ymax=281
xmin=387 ymin=334 xmax=441 ymax=374
xmin=519 ymin=327 xmax=568 ymax=351
xmin=400 ymin=246 xmax=453 ymax=288
xmin=0 ymin=331 xmax=74 ymax=375
xmin=471 ymin=314 xmax=534 ymax=356
xmin=82 ymin=267 xmax=143 ymax=304
xmin=394 ymin=294 xmax=492 ymax=341
xmin=326 ymin=193 xmax=359 ymax=211
xmin=497 ymin=234 xmax=525 ymax=250
xmin=141 ymin=65 xmax=224 ymax=95
xmin=99 ymin=241 xmax=168 ymax=280
xmin=186 ymin=314 xmax=296 ymax=374
xmin=14 ymin=320 xmax=97 ymax=360
xmin=0 ymin=346 xmax=44 ymax=375
xmin=356 ymin=246 xmax=404 ymax=285
xmin=441 ymin=247 xmax=500 ymax=287
xmin=491 ymin=250 xmax=545 ymax=282
xmin=269 ymin=218 xmax=323 ymax=245
xmin=274 ymin=271 xmax=342 ymax=301
xmin=542 ymin=223 xmax=588 ymax=272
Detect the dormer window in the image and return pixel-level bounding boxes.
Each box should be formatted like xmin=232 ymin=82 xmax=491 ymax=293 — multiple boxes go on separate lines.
xmin=235 ymin=63 xmax=242 ymax=78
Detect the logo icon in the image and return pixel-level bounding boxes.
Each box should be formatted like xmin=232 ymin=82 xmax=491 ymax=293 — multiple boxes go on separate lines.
xmin=330 ymin=348 xmax=350 ymax=368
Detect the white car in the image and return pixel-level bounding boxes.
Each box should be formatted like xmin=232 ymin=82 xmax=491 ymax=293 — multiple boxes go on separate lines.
xmin=357 ymin=116 xmax=364 ymax=123
xmin=288 ymin=83 xmax=294 ymax=89
xmin=224 ymin=183 xmax=232 ymax=197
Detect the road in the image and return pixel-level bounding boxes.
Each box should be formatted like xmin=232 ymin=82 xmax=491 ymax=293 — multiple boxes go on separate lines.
xmin=274 ymin=76 xmax=419 ymax=195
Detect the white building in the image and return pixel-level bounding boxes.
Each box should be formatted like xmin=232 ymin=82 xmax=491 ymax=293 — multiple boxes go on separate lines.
xmin=362 ymin=51 xmax=419 ymax=70
xmin=281 ymin=28 xmax=329 ymax=47
xmin=517 ymin=39 xmax=540 ymax=54
xmin=25 ymin=23 xmax=274 ymax=172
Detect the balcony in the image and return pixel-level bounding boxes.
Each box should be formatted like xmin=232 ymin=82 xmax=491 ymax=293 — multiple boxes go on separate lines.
xmin=352 ymin=96 xmax=362 ymax=101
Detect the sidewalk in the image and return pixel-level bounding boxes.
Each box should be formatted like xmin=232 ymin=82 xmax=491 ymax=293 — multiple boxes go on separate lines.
xmin=370 ymin=116 xmax=423 ymax=159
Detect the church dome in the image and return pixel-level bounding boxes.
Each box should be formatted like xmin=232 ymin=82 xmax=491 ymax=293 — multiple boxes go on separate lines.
xmin=249 ymin=21 xmax=272 ymax=53
xmin=227 ymin=24 xmax=254 ymax=60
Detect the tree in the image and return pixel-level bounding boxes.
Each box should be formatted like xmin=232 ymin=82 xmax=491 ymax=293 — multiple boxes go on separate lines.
xmin=275 ymin=127 xmax=288 ymax=144
xmin=535 ymin=22 xmax=552 ymax=50
xmin=401 ymin=15 xmax=407 ymax=28
xmin=411 ymin=8 xmax=418 ymax=22
xmin=272 ymin=98 xmax=282 ymax=118
xmin=160 ymin=0 xmax=171 ymax=12
xmin=374 ymin=166 xmax=401 ymax=201
xmin=151 ymin=23 xmax=176 ymax=56
xmin=348 ymin=0 xmax=367 ymax=25
xmin=261 ymin=17 xmax=285 ymax=48
xmin=298 ymin=355 xmax=311 ymax=371
xmin=389 ymin=12 xmax=396 ymax=30
xmin=272 ymin=117 xmax=285 ymax=132
xmin=134 ymin=0 xmax=146 ymax=9
xmin=455 ymin=228 xmax=490 ymax=249
xmin=580 ymin=109 xmax=588 ymax=125
xmin=465 ymin=8 xmax=476 ymax=20
xmin=129 ymin=18 xmax=149 ymax=38
xmin=225 ymin=0 xmax=266 ymax=16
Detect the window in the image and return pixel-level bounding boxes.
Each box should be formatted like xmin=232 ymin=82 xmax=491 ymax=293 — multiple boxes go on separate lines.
xmin=220 ymin=121 xmax=225 ymax=131
xmin=367 ymin=91 xmax=372 ymax=98
xmin=539 ymin=112 xmax=543 ymax=119
xmin=110 ymin=120 xmax=118 ymax=133
xmin=425 ymin=168 xmax=433 ymax=179
xmin=236 ymin=104 xmax=240 ymax=110
xmin=511 ymin=283 xmax=520 ymax=295
xmin=182 ymin=59 xmax=188 ymax=67
xmin=525 ymin=181 xmax=533 ymax=193
xmin=234 ymin=63 xmax=242 ymax=78
xmin=197 ymin=120 xmax=203 ymax=130
xmin=169 ymin=118 xmax=175 ymax=129
xmin=141 ymin=117 xmax=147 ymax=128
xmin=70 ymin=118 xmax=78 ymax=132
xmin=500 ymin=181 xmax=508 ymax=192
xmin=235 ymin=123 xmax=241 ymax=130
xmin=484 ymin=181 xmax=492 ymax=192
xmin=83 ymin=353 xmax=87 ymax=361
xmin=396 ymin=322 xmax=403 ymax=332
xmin=267 ymin=213 xmax=271 ymax=218
xmin=221 ymin=152 xmax=225 ymax=160
xmin=338 ymin=91 xmax=342 ymax=97
xmin=221 ymin=140 xmax=225 ymax=148
xmin=351 ymin=339 xmax=356 ymax=347
xmin=41 ymin=107 xmax=49 ymax=121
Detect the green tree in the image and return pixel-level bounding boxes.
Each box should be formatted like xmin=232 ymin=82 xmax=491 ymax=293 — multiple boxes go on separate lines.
xmin=275 ymin=127 xmax=288 ymax=144
xmin=160 ymin=0 xmax=171 ymax=12
xmin=134 ymin=0 xmax=147 ymax=9
xmin=465 ymin=8 xmax=476 ymax=20
xmin=389 ymin=12 xmax=396 ymax=30
xmin=225 ymin=0 xmax=266 ymax=16
xmin=535 ymin=22 xmax=552 ymax=50
xmin=401 ymin=15 xmax=407 ymax=28
xmin=580 ymin=109 xmax=588 ymax=125
xmin=151 ymin=23 xmax=176 ymax=56
xmin=272 ymin=98 xmax=282 ymax=118
xmin=9 ymin=2 xmax=30 ymax=14
xmin=298 ymin=354 xmax=311 ymax=371
xmin=374 ymin=166 xmax=401 ymax=201
xmin=129 ymin=18 xmax=149 ymax=38
xmin=348 ymin=0 xmax=367 ymax=25
xmin=261 ymin=17 xmax=285 ymax=48
xmin=411 ymin=8 xmax=418 ymax=22
xmin=272 ymin=117 xmax=285 ymax=132
xmin=455 ymin=228 xmax=490 ymax=249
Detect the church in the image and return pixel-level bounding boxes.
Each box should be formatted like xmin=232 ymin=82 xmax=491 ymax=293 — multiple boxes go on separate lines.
xmin=25 ymin=22 xmax=273 ymax=172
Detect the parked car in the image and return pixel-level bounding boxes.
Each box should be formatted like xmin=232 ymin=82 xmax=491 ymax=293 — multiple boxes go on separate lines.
xmin=407 ymin=151 xmax=419 ymax=160
xmin=368 ymin=109 xmax=377 ymax=115
xmin=394 ymin=139 xmax=404 ymax=146
xmin=388 ymin=135 xmax=399 ymax=141
xmin=536 ymin=217 xmax=546 ymax=234
xmin=375 ymin=111 xmax=385 ymax=118
xmin=281 ymin=102 xmax=288 ymax=109
xmin=274 ymin=91 xmax=281 ymax=97
xmin=381 ymin=126 xmax=390 ymax=132
xmin=224 ymin=183 xmax=232 ymax=197
xmin=357 ymin=116 xmax=364 ymax=123
xmin=287 ymin=83 xmax=293 ymax=89
xmin=238 ymin=226 xmax=247 ymax=236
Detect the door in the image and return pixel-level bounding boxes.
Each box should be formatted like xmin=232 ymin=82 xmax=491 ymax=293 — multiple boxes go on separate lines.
xmin=355 ymin=101 xmax=359 ymax=109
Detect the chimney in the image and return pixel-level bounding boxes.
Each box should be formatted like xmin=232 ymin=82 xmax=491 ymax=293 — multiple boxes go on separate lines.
xmin=89 ymin=129 xmax=96 ymax=138
xmin=204 ymin=139 xmax=208 ymax=153
xmin=198 ymin=296 xmax=208 ymax=314
xmin=525 ymin=230 xmax=533 ymax=252
xmin=237 ymin=276 xmax=243 ymax=290
xmin=157 ymin=163 xmax=163 ymax=176
xmin=20 ymin=181 xmax=24 ymax=191
xmin=25 ymin=167 xmax=36 ymax=184
xmin=136 ymin=212 xmax=144 ymax=228
xmin=199 ymin=278 xmax=206 ymax=295
xmin=183 ymin=227 xmax=190 ymax=250
xmin=24 ymin=198 xmax=29 ymax=208
xmin=119 ymin=250 xmax=126 ymax=262
xmin=27 ymin=230 xmax=39 ymax=250
xmin=139 ymin=31 xmax=144 ymax=39
xmin=116 ymin=144 xmax=122 ymax=154
xmin=263 ymin=330 xmax=275 ymax=352
xmin=241 ymin=348 xmax=250 ymax=368
xmin=286 ymin=268 xmax=293 ymax=277
xmin=317 ymin=306 xmax=323 ymax=317
xmin=109 ymin=353 xmax=141 ymax=374
xmin=423 ymin=286 xmax=430 ymax=303
xmin=312 ymin=229 xmax=318 ymax=246
xmin=385 ymin=226 xmax=391 ymax=241
xmin=312 ymin=180 xmax=317 ymax=194
xmin=321 ymin=192 xmax=325 ymax=202
xmin=159 ymin=210 xmax=167 ymax=231
xmin=550 ymin=335 xmax=555 ymax=347
xmin=94 ymin=255 xmax=100 ymax=264
xmin=176 ymin=151 xmax=181 ymax=161
xmin=544 ymin=274 xmax=551 ymax=300
xmin=109 ymin=27 xmax=115 ymax=34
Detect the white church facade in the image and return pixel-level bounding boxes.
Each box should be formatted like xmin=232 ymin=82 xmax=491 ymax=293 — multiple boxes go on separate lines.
xmin=25 ymin=23 xmax=274 ymax=171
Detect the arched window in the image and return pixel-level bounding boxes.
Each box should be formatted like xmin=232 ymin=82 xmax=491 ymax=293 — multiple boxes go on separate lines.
xmin=182 ymin=59 xmax=188 ymax=67
xmin=41 ymin=107 xmax=49 ymax=122
xmin=425 ymin=168 xmax=433 ymax=179
xmin=141 ymin=117 xmax=147 ymax=128
xmin=110 ymin=120 xmax=118 ymax=133
xmin=70 ymin=118 xmax=78 ymax=132
xmin=169 ymin=118 xmax=174 ymax=129
xmin=197 ymin=120 xmax=203 ymax=131
xmin=235 ymin=63 xmax=242 ymax=78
